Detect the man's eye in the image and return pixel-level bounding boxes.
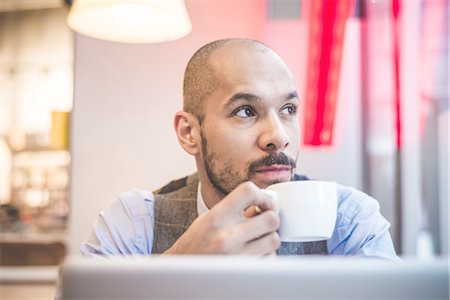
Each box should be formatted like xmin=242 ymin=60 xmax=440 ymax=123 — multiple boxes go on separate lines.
xmin=234 ymin=107 xmax=256 ymax=118
xmin=281 ymin=105 xmax=297 ymax=116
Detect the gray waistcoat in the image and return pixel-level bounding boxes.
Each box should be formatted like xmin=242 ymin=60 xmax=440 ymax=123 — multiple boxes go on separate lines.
xmin=151 ymin=173 xmax=328 ymax=255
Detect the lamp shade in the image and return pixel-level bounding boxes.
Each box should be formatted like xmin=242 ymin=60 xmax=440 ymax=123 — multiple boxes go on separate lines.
xmin=67 ymin=0 xmax=192 ymax=43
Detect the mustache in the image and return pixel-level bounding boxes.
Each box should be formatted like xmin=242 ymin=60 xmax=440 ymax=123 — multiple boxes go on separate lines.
xmin=248 ymin=152 xmax=297 ymax=175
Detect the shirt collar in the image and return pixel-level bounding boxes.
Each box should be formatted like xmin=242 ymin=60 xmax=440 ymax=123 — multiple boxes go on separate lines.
xmin=197 ymin=182 xmax=209 ymax=215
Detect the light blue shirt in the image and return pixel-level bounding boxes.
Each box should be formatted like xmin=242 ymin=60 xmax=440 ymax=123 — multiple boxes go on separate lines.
xmin=81 ymin=182 xmax=400 ymax=260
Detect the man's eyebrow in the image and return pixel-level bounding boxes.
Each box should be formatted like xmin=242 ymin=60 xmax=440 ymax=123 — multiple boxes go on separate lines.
xmin=286 ymin=91 xmax=299 ymax=100
xmin=225 ymin=91 xmax=299 ymax=108
xmin=224 ymin=93 xmax=261 ymax=109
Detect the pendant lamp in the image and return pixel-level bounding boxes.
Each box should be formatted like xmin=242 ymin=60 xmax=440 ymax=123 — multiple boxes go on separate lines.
xmin=67 ymin=0 xmax=192 ymax=43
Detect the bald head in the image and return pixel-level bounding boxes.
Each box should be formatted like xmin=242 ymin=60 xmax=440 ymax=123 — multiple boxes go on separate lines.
xmin=183 ymin=38 xmax=272 ymax=124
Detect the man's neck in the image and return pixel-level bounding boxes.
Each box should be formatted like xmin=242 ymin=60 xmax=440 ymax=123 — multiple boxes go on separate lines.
xmin=200 ymin=183 xmax=225 ymax=209
xmin=195 ymin=165 xmax=227 ymax=209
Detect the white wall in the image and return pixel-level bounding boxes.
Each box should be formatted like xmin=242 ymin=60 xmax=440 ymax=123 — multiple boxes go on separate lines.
xmin=69 ymin=1 xmax=363 ymax=253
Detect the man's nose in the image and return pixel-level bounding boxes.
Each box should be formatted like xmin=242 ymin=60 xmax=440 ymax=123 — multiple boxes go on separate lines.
xmin=258 ymin=112 xmax=290 ymax=152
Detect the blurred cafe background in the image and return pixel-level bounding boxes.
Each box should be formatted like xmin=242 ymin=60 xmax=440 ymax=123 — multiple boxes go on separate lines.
xmin=0 ymin=0 xmax=448 ymax=299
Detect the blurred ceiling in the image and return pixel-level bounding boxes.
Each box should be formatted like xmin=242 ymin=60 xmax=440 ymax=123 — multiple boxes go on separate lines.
xmin=0 ymin=0 xmax=70 ymax=12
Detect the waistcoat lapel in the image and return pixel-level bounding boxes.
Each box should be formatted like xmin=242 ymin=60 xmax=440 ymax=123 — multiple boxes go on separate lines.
xmin=152 ymin=174 xmax=199 ymax=254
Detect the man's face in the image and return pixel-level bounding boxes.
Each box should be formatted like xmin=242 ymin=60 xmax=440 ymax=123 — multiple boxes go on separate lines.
xmin=198 ymin=46 xmax=300 ymax=195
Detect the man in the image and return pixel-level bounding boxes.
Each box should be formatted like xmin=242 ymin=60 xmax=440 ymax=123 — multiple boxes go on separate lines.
xmin=82 ymin=39 xmax=398 ymax=259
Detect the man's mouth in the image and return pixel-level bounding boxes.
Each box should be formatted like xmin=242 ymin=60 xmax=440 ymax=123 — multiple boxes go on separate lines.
xmin=253 ymin=164 xmax=292 ymax=182
xmin=247 ymin=152 xmax=297 ymax=185
xmin=255 ymin=165 xmax=291 ymax=173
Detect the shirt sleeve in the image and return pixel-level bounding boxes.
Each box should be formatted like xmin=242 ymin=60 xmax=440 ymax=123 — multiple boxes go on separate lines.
xmin=327 ymin=184 xmax=401 ymax=260
xmin=81 ymin=189 xmax=155 ymax=256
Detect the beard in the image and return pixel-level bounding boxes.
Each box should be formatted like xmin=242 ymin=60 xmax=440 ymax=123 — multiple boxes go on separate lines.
xmin=201 ymin=131 xmax=297 ymax=196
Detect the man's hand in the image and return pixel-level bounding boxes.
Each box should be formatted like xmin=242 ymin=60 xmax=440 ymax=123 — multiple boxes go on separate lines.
xmin=164 ymin=182 xmax=280 ymax=256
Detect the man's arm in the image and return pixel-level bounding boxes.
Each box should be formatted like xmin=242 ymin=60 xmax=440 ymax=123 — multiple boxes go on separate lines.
xmin=327 ymin=185 xmax=400 ymax=260
xmin=81 ymin=189 xmax=155 ymax=256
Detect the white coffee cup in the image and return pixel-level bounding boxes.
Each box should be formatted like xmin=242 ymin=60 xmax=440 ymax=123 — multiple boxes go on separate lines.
xmin=265 ymin=180 xmax=337 ymax=242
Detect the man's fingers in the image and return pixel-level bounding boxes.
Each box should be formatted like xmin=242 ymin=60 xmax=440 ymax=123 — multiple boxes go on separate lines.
xmin=213 ymin=182 xmax=278 ymax=220
xmin=233 ymin=210 xmax=280 ymax=243
xmin=240 ymin=231 xmax=281 ymax=255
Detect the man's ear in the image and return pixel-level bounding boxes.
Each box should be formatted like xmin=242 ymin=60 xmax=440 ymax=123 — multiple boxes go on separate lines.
xmin=174 ymin=111 xmax=201 ymax=155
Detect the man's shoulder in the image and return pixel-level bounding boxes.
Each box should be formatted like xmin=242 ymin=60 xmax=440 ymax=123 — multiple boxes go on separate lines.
xmin=103 ymin=173 xmax=197 ymax=219
xmin=153 ymin=173 xmax=199 ymax=200
xmin=335 ymin=183 xmax=381 ymax=225
xmin=154 ymin=176 xmax=189 ymax=195
xmin=102 ymin=189 xmax=154 ymax=219
xmin=293 ymin=174 xmax=381 ymax=223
